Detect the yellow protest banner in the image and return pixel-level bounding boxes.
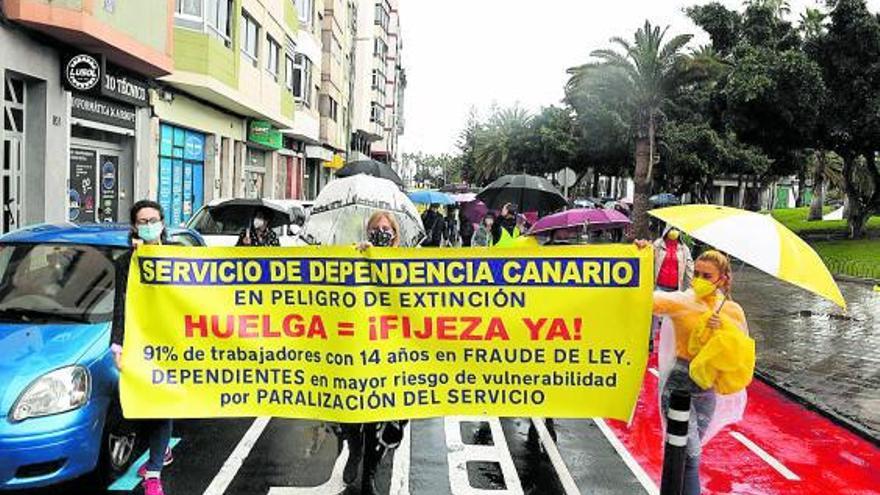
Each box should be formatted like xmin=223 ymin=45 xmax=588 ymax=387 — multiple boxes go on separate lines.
xmin=120 ymin=244 xmax=653 ymax=422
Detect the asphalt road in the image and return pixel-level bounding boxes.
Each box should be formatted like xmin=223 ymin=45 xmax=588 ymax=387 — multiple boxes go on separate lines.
xmin=10 ymin=417 xmax=646 ymax=495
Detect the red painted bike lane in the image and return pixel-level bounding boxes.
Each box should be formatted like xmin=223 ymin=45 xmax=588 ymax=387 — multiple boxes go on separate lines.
xmin=606 ymin=366 xmax=880 ymax=494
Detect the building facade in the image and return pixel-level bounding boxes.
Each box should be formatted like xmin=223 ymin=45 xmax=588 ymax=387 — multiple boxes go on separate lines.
xmin=152 ymin=0 xmax=301 ymax=225
xmin=0 ymin=0 xmax=406 ymax=232
xmin=1 ymin=0 xmax=173 ymax=231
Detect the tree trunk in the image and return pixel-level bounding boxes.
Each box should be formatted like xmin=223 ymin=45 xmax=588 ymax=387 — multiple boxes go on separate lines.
xmin=630 ymin=136 xmax=652 ymax=240
xmin=591 ymin=169 xmax=600 ymax=198
xmin=842 ymin=154 xmax=866 ymax=239
xmin=808 ymin=153 xmax=826 ymax=221
xmin=796 ymin=161 xmax=807 ymax=208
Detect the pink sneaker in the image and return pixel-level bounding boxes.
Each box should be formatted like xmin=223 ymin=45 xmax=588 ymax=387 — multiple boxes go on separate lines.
xmin=137 ymin=447 xmax=174 ymax=477
xmin=143 ymin=478 xmax=165 ymax=495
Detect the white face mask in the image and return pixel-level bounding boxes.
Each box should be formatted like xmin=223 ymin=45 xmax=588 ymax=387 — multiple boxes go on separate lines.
xmin=253 ymin=218 xmax=266 ymax=229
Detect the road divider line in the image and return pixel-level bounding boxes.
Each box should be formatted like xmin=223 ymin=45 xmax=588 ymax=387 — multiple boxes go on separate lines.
xmin=530 ymin=418 xmax=580 ymax=495
xmin=593 ymin=419 xmax=658 ymax=495
xmin=108 ymin=437 xmax=181 ymax=492
xmin=729 ymin=431 xmax=800 ymax=481
xmin=203 ymin=417 xmax=271 ymax=495
xmin=389 ymin=422 xmax=412 ymax=495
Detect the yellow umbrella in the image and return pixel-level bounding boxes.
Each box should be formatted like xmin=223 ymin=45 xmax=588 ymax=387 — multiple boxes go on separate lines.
xmin=649 ymin=205 xmax=846 ymax=309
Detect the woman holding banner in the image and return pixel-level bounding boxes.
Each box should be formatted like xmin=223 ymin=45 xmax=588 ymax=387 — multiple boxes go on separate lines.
xmin=637 ymin=244 xmax=755 ymax=495
xmin=111 ymin=200 xmax=175 ymax=495
xmin=340 ymin=210 xmax=407 ymax=494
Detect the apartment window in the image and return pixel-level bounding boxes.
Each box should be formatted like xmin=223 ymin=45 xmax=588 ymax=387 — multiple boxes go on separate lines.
xmin=372 ymin=68 xmax=386 ymax=96
xmin=241 ymin=11 xmax=259 ymax=64
xmin=374 ymin=2 xmax=390 ymax=32
xmin=175 ymin=0 xmax=202 ymax=19
xmin=326 ymin=97 xmax=339 ymax=122
xmin=206 ymin=0 xmax=232 ymax=43
xmin=296 ymin=0 xmax=313 ymax=25
xmin=374 ymin=38 xmax=388 ymax=60
xmin=285 ymin=37 xmax=296 ymax=92
xmin=266 ymin=36 xmax=280 ymax=78
xmin=293 ymin=54 xmax=313 ymax=106
xmin=370 ymin=101 xmax=384 ymax=124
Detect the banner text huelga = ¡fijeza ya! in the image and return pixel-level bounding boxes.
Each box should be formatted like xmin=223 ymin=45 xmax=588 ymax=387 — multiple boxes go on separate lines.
xmin=120 ymin=245 xmax=654 ymax=423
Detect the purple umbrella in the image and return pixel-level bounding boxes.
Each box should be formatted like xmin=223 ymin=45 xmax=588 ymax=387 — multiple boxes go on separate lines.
xmin=529 ymin=208 xmax=631 ymax=235
xmin=461 ymin=200 xmax=488 ymax=224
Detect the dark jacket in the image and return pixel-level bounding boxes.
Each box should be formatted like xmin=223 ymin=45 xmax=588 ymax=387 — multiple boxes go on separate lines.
xmin=111 ymin=249 xmax=133 ymax=347
xmin=421 ymin=210 xmax=445 ymax=247
xmin=459 ymin=220 xmax=474 ymax=247
xmin=236 ymin=227 xmax=280 ymax=247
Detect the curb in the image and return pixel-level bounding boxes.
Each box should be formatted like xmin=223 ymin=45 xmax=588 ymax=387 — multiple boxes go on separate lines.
xmin=756 ymin=369 xmax=880 ymax=447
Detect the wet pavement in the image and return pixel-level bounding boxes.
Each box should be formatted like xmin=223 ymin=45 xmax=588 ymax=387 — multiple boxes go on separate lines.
xmin=733 ymin=265 xmax=880 ymax=440
xmin=10 ymin=417 xmax=645 ymax=495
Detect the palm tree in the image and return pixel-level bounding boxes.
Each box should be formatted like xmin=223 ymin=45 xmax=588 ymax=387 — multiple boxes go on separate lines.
xmin=745 ymin=0 xmax=791 ymax=19
xmin=473 ymin=105 xmax=533 ymax=183
xmin=800 ymin=7 xmax=828 ymax=41
xmin=567 ymin=21 xmax=693 ymax=239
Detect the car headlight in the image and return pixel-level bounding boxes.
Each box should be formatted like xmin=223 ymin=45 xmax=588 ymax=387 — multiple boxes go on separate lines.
xmin=10 ymin=366 xmax=90 ymax=422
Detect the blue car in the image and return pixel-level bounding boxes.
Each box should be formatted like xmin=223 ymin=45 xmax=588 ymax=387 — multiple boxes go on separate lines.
xmin=0 ymin=223 xmax=203 ymax=490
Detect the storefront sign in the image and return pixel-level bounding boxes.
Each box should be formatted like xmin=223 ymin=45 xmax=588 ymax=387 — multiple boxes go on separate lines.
xmin=103 ymin=70 xmax=149 ymax=107
xmin=64 ymin=52 xmax=150 ymax=106
xmin=64 ymin=53 xmax=104 ymax=93
xmin=69 ymin=148 xmax=97 ymax=223
xmin=248 ymin=120 xmax=282 ymax=150
xmin=71 ymin=94 xmax=136 ymax=129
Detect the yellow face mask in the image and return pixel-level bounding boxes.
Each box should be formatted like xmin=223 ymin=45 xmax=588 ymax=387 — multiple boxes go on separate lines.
xmin=691 ymin=277 xmax=718 ymax=299
xmin=666 ymin=229 xmax=680 ymax=241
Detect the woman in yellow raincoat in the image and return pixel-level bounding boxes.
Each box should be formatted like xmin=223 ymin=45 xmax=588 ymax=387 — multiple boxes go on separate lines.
xmin=641 ymin=248 xmax=755 ymax=495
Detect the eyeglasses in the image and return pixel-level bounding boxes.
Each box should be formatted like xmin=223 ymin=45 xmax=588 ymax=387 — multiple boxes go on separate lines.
xmin=135 ymin=218 xmax=162 ymax=226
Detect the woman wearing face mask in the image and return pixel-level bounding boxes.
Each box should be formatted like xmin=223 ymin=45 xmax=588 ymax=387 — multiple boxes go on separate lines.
xmin=636 ymin=244 xmax=754 ymax=495
xmin=471 ymin=212 xmax=495 ymax=247
xmin=110 ymin=200 xmax=174 ymax=495
xmin=347 ymin=210 xmax=406 ymax=495
xmin=237 ymin=207 xmax=280 ymax=247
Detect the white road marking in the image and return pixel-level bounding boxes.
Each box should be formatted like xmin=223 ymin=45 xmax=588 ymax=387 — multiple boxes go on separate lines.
xmin=445 ymin=416 xmax=524 ymax=495
xmin=389 ymin=422 xmax=412 ymax=495
xmin=268 ymin=441 xmax=350 ymax=495
xmin=530 ymin=418 xmax=580 ymax=495
xmin=204 ymin=417 xmax=271 ymax=495
xmin=729 ymin=431 xmax=801 ymax=481
xmin=593 ymin=419 xmax=659 ymax=495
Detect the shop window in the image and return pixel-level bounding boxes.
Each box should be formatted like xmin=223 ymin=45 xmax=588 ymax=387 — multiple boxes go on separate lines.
xmin=159 ymin=124 xmax=205 ymax=227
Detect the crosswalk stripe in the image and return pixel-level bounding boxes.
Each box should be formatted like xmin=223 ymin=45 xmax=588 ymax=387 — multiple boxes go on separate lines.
xmin=203 ymin=417 xmax=271 ymax=495
xmin=389 ymin=422 xmax=412 ymax=495
xmin=445 ymin=416 xmax=524 ymax=495
xmin=530 ymin=418 xmax=580 ymax=495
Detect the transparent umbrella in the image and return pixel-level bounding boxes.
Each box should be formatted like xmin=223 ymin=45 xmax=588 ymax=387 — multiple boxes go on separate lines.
xmin=301 ymin=174 xmax=425 ymax=247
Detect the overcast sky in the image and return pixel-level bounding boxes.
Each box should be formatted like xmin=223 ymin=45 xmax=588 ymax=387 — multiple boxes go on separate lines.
xmin=397 ymin=0 xmax=880 ymax=156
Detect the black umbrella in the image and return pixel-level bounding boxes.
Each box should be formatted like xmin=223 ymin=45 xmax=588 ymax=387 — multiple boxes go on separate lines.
xmin=476 ymin=174 xmax=568 ymax=214
xmin=335 ymin=160 xmax=404 ymax=187
xmin=205 ymin=199 xmax=294 ymax=230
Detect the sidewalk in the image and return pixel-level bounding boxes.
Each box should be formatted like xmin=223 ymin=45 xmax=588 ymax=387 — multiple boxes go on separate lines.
xmin=733 ymin=266 xmax=880 ymax=440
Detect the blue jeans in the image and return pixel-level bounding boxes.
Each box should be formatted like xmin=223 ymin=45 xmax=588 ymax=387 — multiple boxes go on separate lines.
xmin=661 ymin=360 xmax=716 ymax=495
xmin=143 ymin=419 xmax=173 ymax=473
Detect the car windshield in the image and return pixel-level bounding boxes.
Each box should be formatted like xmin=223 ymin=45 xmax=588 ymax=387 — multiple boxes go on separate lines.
xmin=0 ymin=243 xmax=125 ymax=324
xmin=188 ymin=205 xmax=289 ymax=236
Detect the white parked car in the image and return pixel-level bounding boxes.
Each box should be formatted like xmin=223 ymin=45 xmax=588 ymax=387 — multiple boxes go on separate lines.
xmin=186 ymin=198 xmax=309 ymax=247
